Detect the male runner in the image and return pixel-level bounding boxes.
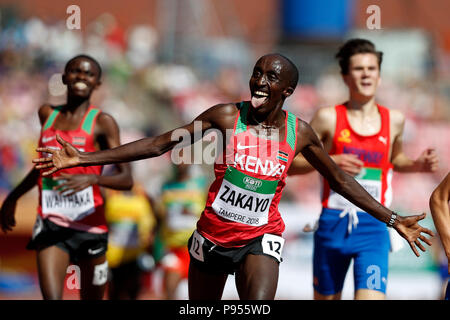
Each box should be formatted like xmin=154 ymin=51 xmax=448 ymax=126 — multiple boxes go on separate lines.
xmin=33 ymin=53 xmax=434 ymax=300
xmin=288 ymin=39 xmax=439 ymax=300
xmin=429 ymin=173 xmax=450 ymax=300
xmin=0 ymin=55 xmax=133 ymax=300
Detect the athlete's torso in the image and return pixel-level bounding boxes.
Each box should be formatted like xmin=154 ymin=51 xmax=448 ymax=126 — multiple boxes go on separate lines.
xmin=37 ymin=106 xmax=107 ymax=233
xmin=197 ymin=101 xmax=298 ymax=247
xmin=322 ymin=104 xmax=394 ymax=211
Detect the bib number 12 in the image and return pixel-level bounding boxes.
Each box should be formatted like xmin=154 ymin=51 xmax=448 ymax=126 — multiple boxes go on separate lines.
xmin=261 ymin=234 xmax=285 ymax=263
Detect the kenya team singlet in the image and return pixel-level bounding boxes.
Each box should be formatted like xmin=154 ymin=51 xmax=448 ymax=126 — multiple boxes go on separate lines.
xmin=196 ymin=102 xmax=298 ymax=248
xmin=37 ymin=106 xmax=106 ymax=233
xmin=322 ymin=104 xmax=394 ymax=211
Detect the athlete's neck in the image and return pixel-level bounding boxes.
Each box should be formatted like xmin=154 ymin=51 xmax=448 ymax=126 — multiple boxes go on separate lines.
xmin=249 ymin=102 xmax=285 ymax=128
xmin=346 ymin=95 xmax=377 ymax=116
xmin=64 ymin=96 xmax=91 ymax=115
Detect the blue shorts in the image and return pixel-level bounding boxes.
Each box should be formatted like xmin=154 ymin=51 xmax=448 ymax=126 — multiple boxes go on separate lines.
xmin=313 ymin=207 xmax=390 ymax=295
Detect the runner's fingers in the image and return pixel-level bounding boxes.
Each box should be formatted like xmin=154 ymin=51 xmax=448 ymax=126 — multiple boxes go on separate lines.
xmin=42 ymin=168 xmax=58 ymax=177
xmin=409 ymin=242 xmax=420 ymax=257
xmin=32 ymin=156 xmax=53 ymax=164
xmin=420 ymin=226 xmax=434 ymax=238
xmin=34 ymin=162 xmax=55 ymax=170
xmin=419 ymin=234 xmax=433 ymax=247
xmin=35 ymin=147 xmax=55 ymax=155
xmin=415 ymin=239 xmax=426 ymax=252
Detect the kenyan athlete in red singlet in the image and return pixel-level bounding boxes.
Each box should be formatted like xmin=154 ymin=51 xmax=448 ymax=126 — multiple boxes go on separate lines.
xmin=1 ymin=55 xmax=133 ymax=300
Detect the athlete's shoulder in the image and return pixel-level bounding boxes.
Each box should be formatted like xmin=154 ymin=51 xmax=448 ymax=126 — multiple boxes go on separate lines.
xmin=196 ymin=102 xmax=239 ymax=124
xmin=387 ymin=108 xmax=405 ymax=126
xmin=209 ymin=102 xmax=239 ymax=115
xmin=314 ymin=106 xmax=336 ymax=121
xmin=94 ymin=111 xmax=120 ymax=136
xmin=310 ymin=106 xmax=337 ymax=132
xmin=38 ymin=104 xmax=58 ymax=126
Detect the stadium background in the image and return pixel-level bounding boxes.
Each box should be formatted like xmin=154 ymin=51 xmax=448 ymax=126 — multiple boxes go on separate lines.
xmin=0 ymin=0 xmax=449 ymax=299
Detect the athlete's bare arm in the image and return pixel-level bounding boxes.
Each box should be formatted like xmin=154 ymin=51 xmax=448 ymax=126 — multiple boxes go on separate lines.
xmin=289 ymin=106 xmax=364 ymax=176
xmin=390 ymin=109 xmax=438 ymax=172
xmin=296 ymin=119 xmax=434 ymax=256
xmin=0 ymin=104 xmax=54 ymax=233
xmin=429 ymin=173 xmax=450 ymax=272
xmin=33 ymin=103 xmax=238 ymax=176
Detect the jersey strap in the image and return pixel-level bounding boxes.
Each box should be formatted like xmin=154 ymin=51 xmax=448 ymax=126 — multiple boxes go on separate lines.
xmin=81 ymin=108 xmax=100 ymax=135
xmin=42 ymin=107 xmax=61 ymax=131
xmin=235 ymin=102 xmax=249 ymax=134
xmin=286 ymin=111 xmax=297 ymax=151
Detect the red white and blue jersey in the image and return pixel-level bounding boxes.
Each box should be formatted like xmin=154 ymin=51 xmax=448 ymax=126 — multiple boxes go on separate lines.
xmin=322 ymin=104 xmax=394 ymax=212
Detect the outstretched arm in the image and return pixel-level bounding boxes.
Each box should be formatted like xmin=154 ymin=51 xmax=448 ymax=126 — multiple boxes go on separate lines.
xmin=32 ymin=105 xmax=225 ymax=176
xmin=429 ymin=173 xmax=450 ymax=272
xmin=52 ymin=113 xmax=134 ymax=195
xmin=288 ymin=106 xmax=363 ymax=176
xmin=296 ymin=120 xmax=434 ymax=256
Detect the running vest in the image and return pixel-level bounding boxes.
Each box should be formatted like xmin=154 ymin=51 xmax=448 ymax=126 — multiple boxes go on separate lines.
xmin=197 ymin=101 xmax=298 ymax=247
xmin=322 ymin=104 xmax=393 ymax=212
xmin=37 ymin=106 xmax=106 ymax=233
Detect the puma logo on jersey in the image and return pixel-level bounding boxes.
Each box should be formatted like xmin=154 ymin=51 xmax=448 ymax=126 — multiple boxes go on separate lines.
xmin=234 ymin=153 xmax=285 ymax=177
xmin=378 ymin=136 xmax=387 ymax=145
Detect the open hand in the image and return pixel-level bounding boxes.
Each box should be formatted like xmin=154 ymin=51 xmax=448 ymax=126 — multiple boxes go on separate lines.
xmin=33 ymin=135 xmax=81 ymax=176
xmin=394 ymin=213 xmax=434 ymax=257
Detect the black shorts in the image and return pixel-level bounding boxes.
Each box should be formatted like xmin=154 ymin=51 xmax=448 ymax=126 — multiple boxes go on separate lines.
xmin=26 ymin=217 xmax=108 ymax=264
xmin=187 ymin=230 xmax=285 ymax=275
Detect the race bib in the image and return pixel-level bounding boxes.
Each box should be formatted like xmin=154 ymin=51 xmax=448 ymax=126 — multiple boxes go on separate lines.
xmin=261 ymin=234 xmax=285 ymax=263
xmin=327 ymin=167 xmax=382 ymax=211
xmin=211 ymin=167 xmax=278 ymax=226
xmin=189 ymin=230 xmax=205 ymax=262
xmin=41 ymin=177 xmax=95 ymax=221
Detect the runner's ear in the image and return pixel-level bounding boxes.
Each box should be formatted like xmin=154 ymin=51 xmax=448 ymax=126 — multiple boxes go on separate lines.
xmin=283 ymin=87 xmax=294 ymax=99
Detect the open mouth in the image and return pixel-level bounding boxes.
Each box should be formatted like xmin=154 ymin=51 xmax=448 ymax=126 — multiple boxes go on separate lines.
xmin=73 ymin=82 xmax=88 ymax=90
xmin=251 ymin=90 xmax=269 ymax=108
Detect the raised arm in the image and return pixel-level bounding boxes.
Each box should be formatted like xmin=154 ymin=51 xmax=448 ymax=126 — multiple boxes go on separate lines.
xmin=296 ymin=119 xmax=434 ymax=256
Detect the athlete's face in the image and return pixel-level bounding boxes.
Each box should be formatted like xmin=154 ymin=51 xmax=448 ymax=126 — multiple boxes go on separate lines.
xmin=343 ymin=53 xmax=380 ymax=99
xmin=249 ymin=55 xmax=294 ymax=112
xmin=63 ymin=58 xmax=101 ymax=99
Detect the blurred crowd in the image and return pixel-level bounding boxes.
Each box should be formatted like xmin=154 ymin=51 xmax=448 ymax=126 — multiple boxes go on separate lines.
xmin=0 ymin=12 xmax=448 ymax=215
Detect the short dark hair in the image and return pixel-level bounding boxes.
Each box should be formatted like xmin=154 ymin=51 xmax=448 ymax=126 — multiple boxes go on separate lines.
xmin=64 ymin=54 xmax=102 ymax=79
xmin=335 ymin=39 xmax=383 ymax=75
xmin=281 ymin=54 xmax=299 ymax=89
